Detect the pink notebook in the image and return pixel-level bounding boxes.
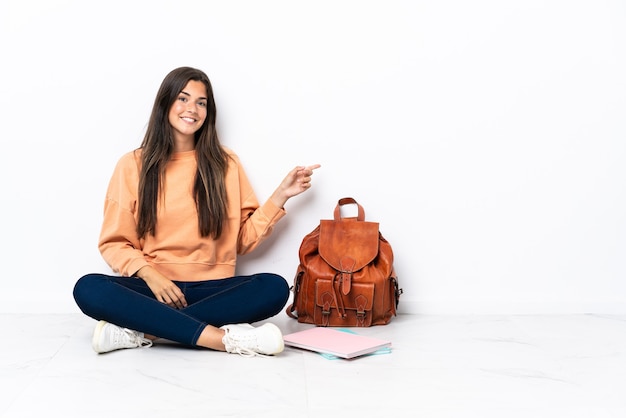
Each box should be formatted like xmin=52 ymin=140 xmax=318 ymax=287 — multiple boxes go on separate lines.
xmin=282 ymin=327 xmax=392 ymax=359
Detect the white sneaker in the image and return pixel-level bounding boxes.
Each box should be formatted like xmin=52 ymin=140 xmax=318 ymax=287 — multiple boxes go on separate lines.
xmin=221 ymin=323 xmax=284 ymax=357
xmin=92 ymin=320 xmax=153 ymax=354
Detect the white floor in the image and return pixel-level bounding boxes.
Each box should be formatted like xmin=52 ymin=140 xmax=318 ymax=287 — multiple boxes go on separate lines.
xmin=1 ymin=313 xmax=625 ymax=417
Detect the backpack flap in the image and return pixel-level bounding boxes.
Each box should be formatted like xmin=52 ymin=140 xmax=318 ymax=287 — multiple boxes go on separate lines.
xmin=318 ymin=219 xmax=380 ymax=295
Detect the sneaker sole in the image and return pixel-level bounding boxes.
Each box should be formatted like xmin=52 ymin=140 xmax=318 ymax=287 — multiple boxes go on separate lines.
xmin=92 ymin=320 xmax=108 ymax=353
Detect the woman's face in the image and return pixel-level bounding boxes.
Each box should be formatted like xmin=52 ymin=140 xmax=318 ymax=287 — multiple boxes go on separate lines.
xmin=168 ymin=80 xmax=208 ymax=144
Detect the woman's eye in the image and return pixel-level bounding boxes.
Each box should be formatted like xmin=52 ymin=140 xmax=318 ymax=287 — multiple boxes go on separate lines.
xmin=198 ymin=101 xmax=207 ymax=107
xmin=178 ymin=96 xmax=187 ymax=102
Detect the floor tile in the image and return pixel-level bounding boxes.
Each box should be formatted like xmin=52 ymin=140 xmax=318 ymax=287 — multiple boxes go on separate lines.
xmin=1 ymin=313 xmax=625 ymax=417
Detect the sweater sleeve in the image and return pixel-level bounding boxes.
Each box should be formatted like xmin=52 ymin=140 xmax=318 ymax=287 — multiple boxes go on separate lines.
xmin=231 ymin=154 xmax=286 ymax=255
xmin=98 ymin=152 xmax=150 ymax=276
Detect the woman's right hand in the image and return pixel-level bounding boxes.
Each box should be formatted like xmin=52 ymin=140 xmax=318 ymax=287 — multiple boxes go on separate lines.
xmin=136 ymin=266 xmax=188 ymax=309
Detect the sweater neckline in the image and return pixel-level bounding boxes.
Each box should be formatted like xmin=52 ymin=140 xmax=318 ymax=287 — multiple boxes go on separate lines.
xmin=170 ymin=150 xmax=196 ymax=161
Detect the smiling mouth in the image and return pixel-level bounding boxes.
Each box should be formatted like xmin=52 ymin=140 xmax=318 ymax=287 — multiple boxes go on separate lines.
xmin=181 ymin=117 xmax=196 ymax=123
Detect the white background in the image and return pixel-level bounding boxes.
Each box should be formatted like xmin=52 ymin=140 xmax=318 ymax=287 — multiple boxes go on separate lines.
xmin=0 ymin=0 xmax=624 ymax=314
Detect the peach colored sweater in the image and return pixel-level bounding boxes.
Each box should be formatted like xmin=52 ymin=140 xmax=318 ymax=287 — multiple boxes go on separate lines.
xmin=98 ymin=148 xmax=285 ymax=282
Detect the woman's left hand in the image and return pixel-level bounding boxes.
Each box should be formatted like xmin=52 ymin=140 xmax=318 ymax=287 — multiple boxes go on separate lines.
xmin=271 ymin=164 xmax=321 ymax=208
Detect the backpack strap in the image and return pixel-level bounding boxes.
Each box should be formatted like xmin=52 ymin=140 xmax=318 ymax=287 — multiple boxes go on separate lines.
xmin=285 ymin=270 xmax=304 ymax=319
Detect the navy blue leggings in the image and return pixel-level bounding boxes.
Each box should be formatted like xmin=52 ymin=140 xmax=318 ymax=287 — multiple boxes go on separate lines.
xmin=73 ymin=273 xmax=290 ymax=346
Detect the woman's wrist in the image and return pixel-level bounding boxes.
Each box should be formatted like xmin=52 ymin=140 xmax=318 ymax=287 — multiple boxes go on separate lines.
xmin=135 ymin=265 xmax=155 ymax=280
xmin=270 ymin=190 xmax=289 ymax=209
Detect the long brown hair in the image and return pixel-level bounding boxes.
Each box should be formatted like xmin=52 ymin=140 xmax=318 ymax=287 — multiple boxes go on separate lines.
xmin=136 ymin=67 xmax=229 ymax=239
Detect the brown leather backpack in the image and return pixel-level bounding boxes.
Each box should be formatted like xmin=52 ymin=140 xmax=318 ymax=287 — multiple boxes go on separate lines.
xmin=286 ymin=197 xmax=402 ymax=327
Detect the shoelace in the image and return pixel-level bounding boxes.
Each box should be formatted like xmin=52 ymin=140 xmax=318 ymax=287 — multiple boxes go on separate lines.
xmin=121 ymin=327 xmax=153 ymax=348
xmin=223 ymin=332 xmax=268 ymax=358
xmin=230 ymin=346 xmax=260 ymax=357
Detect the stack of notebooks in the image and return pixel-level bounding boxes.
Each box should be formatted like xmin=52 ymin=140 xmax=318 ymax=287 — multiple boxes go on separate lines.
xmin=282 ymin=327 xmax=392 ymax=359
